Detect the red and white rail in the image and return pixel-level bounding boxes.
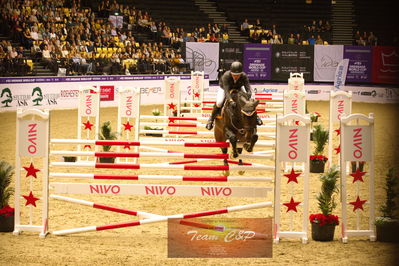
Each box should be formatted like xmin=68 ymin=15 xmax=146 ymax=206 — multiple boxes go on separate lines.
xmin=51 ymin=201 xmax=272 ymax=235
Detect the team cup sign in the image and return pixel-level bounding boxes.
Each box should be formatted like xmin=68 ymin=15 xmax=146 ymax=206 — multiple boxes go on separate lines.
xmin=18 ymin=119 xmax=47 ymax=157
xmin=278 ymin=126 xmax=307 ymax=162
xmin=168 ymin=218 xmax=272 ymax=258
xmin=342 ymin=125 xmax=372 ymax=162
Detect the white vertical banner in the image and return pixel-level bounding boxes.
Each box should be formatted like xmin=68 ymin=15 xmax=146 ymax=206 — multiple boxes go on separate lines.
xmin=164 ymin=77 xmax=181 ymax=116
xmin=78 ymin=87 xmax=100 ymax=117
xmin=18 ymin=120 xmax=47 ymax=157
xmin=283 ymin=90 xmax=306 ymax=115
xmin=186 ymin=42 xmax=219 ymax=81
xmin=191 ymin=71 xmax=204 ymax=100
xmin=333 ymin=59 xmax=350 ymax=90
xmin=278 ymin=126 xmax=308 ymax=162
xmin=342 ymin=125 xmax=372 ymax=162
xmin=119 ymin=87 xmax=140 ymax=119
xmin=314 ymin=45 xmax=344 ymax=82
xmin=331 ymin=92 xmax=352 ymax=123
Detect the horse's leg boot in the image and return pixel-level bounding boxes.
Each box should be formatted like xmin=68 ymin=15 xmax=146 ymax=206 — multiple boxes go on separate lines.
xmin=205 ymin=105 xmax=221 ymax=130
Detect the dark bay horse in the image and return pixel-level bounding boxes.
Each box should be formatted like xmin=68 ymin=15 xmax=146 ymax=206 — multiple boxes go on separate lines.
xmin=214 ymin=90 xmax=259 ymax=167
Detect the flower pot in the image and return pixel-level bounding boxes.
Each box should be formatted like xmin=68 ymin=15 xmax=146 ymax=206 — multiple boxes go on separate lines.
xmin=376 ymin=221 xmax=399 ymax=242
xmin=98 ymin=157 xmax=116 ymax=163
xmin=0 ymin=214 xmax=14 ymax=232
xmin=311 ymin=223 xmax=336 ymax=241
xmin=310 ymin=160 xmax=325 ymax=173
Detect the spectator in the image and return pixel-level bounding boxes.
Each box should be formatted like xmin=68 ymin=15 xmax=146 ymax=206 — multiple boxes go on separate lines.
xmin=241 ymin=18 xmax=250 ymax=36
xmin=315 ymin=34 xmax=324 ymax=45
xmin=287 ymin=33 xmax=295 ymax=44
xmin=307 ymin=34 xmax=316 ymax=45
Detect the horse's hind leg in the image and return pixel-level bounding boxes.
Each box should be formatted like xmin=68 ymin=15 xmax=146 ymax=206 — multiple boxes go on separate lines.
xmin=220 ymin=147 xmax=230 ymax=176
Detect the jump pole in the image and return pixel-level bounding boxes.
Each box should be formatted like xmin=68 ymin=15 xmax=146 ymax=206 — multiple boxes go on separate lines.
xmin=340 ymin=113 xmax=375 ymax=243
xmin=274 ymin=113 xmax=310 ymax=244
xmin=14 ymin=109 xmax=50 ymax=238
xmin=51 ymin=201 xmax=272 ymax=235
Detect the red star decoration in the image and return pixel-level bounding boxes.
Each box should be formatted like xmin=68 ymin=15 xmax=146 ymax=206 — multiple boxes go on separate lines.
xmin=194 ymin=92 xmax=200 ymax=98
xmin=23 ymin=191 xmax=40 ymax=207
xmin=349 ymin=196 xmax=367 ymax=211
xmin=123 ymin=145 xmax=131 ymax=150
xmin=123 ymin=121 xmax=134 ymax=131
xmin=283 ymin=168 xmax=301 ymax=184
xmin=194 ymin=103 xmax=200 ymax=107
xmin=350 ymin=168 xmax=367 ymax=183
xmin=335 ymin=128 xmax=341 ymax=136
xmin=23 ymin=163 xmax=40 ymax=178
xmin=295 ymin=120 xmax=299 ymax=125
xmin=168 ymin=103 xmax=176 ymax=110
xmin=283 ymin=197 xmax=301 ymax=212
xmin=83 ymin=120 xmax=94 ymax=130
xmin=334 ymin=145 xmax=341 ymax=154
xmin=84 ymin=144 xmax=92 ymax=150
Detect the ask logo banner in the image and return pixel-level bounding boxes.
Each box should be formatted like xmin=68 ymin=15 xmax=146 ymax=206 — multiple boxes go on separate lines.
xmin=0 ymin=86 xmax=59 ymax=108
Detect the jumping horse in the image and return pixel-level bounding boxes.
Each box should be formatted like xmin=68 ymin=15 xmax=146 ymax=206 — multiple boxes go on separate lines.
xmin=214 ymin=89 xmax=259 ymax=169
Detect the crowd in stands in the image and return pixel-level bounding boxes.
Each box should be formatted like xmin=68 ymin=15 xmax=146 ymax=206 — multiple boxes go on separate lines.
xmin=0 ymin=0 xmax=229 ymax=76
xmin=241 ymin=18 xmax=332 ymax=45
xmin=0 ymin=0 xmax=388 ymax=77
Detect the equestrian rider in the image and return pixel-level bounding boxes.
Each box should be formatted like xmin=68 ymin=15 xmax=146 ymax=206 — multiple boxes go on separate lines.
xmin=205 ymin=61 xmax=263 ymax=130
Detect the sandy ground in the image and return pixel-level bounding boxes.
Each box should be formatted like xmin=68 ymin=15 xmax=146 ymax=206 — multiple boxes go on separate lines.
xmin=0 ymin=101 xmax=398 ymax=265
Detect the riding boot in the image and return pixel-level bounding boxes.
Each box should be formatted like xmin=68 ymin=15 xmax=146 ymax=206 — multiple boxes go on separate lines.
xmin=256 ymin=114 xmax=263 ymax=126
xmin=205 ymin=105 xmax=221 ymax=130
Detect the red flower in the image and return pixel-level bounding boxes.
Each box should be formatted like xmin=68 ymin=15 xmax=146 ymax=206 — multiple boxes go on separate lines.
xmin=309 ymin=213 xmax=339 ymax=226
xmin=310 ymin=155 xmax=328 ymax=162
xmin=0 ymin=205 xmax=15 ymax=217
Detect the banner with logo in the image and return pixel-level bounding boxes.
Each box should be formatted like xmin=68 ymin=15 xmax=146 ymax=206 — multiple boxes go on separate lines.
xmin=314 ymin=45 xmax=344 ymax=82
xmin=333 ymin=59 xmax=349 ymax=90
xmin=243 ymin=44 xmax=272 ymax=80
xmin=219 ymin=43 xmax=244 ymax=75
xmin=371 ymin=46 xmax=399 ymax=84
xmin=0 ymin=75 xmax=209 ymax=112
xmin=186 ymin=42 xmax=219 ymax=81
xmin=343 ymin=46 xmax=372 ymax=83
xmin=271 ymin=44 xmax=314 ymax=82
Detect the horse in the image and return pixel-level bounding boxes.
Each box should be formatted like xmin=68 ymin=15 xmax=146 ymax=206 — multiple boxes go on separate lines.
xmin=214 ymin=90 xmax=259 ymax=169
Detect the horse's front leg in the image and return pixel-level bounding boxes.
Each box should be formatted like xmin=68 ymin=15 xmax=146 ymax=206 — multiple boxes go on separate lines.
xmin=221 ymin=147 xmax=228 ymax=166
xmin=225 ymin=128 xmax=238 ymax=158
xmin=246 ymin=133 xmax=258 ymax=152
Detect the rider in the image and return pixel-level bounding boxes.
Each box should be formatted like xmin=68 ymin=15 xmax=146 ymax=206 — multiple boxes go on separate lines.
xmin=205 ymin=61 xmax=263 ymax=130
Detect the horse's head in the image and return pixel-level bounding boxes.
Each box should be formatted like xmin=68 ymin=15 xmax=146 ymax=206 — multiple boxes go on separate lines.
xmin=238 ymin=92 xmax=259 ymax=117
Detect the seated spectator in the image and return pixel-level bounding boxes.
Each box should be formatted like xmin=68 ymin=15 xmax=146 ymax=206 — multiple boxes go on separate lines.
xmin=255 ymin=18 xmax=262 ymax=30
xmin=9 ymin=47 xmax=18 ymax=58
xmin=307 ymin=35 xmax=316 ymax=45
xmin=368 ymin=32 xmax=377 ymax=46
xmin=42 ymin=44 xmax=52 ymax=66
xmin=295 ymin=33 xmax=302 ymax=45
xmin=315 ymin=34 xmax=324 ymax=45
xmin=287 ymin=33 xmax=295 ymax=44
xmin=241 ymin=19 xmax=250 ymax=35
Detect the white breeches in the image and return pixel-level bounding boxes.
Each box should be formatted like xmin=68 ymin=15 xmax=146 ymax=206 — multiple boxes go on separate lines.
xmin=215 ymin=86 xmax=254 ymax=107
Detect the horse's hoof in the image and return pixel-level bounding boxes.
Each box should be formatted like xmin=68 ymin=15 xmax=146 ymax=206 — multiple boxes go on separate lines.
xmin=238 ymin=170 xmax=245 ymax=176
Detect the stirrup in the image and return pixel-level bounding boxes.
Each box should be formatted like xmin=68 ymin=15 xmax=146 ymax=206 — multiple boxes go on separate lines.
xmin=256 ymin=116 xmax=263 ymax=126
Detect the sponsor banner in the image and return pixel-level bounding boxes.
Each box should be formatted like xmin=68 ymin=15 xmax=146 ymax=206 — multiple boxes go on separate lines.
xmin=271 ymin=44 xmax=314 ymax=82
xmin=243 ymin=44 xmax=272 ymax=80
xmin=314 ymin=45 xmax=344 ymax=82
xmin=342 ymin=125 xmax=372 ymax=162
xmin=372 ymin=46 xmax=399 ymax=84
xmin=344 ymin=46 xmax=372 ymax=83
xmin=168 ymin=218 xmax=272 ymax=258
xmin=333 ymin=59 xmax=349 ymax=90
xmin=219 ymin=43 xmax=243 ymax=73
xmin=186 ymin=42 xmax=219 ymax=81
xmin=0 ymin=74 xmax=210 ymax=112
xmin=278 ymin=126 xmax=307 ymax=162
xmin=210 ymin=83 xmax=399 ymax=103
xmin=18 ymin=119 xmax=47 ymax=157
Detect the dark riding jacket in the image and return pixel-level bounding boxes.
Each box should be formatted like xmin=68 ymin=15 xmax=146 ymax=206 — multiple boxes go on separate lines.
xmin=219 ymin=70 xmax=252 ymax=102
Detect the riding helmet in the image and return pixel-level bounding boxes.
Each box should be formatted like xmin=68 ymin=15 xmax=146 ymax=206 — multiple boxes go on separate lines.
xmin=230 ymin=61 xmax=243 ymax=74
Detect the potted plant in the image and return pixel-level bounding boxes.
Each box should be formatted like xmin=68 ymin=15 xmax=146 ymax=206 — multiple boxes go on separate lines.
xmin=98 ymin=121 xmax=118 ymax=163
xmin=310 ymin=112 xmax=321 ymax=140
xmin=0 ymin=160 xmax=15 ymax=232
xmin=375 ymin=168 xmax=399 ymax=242
xmin=310 ymin=124 xmax=329 ymax=173
xmin=309 ymin=165 xmax=340 ymax=241
xmin=144 ymin=109 xmax=163 ymax=137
